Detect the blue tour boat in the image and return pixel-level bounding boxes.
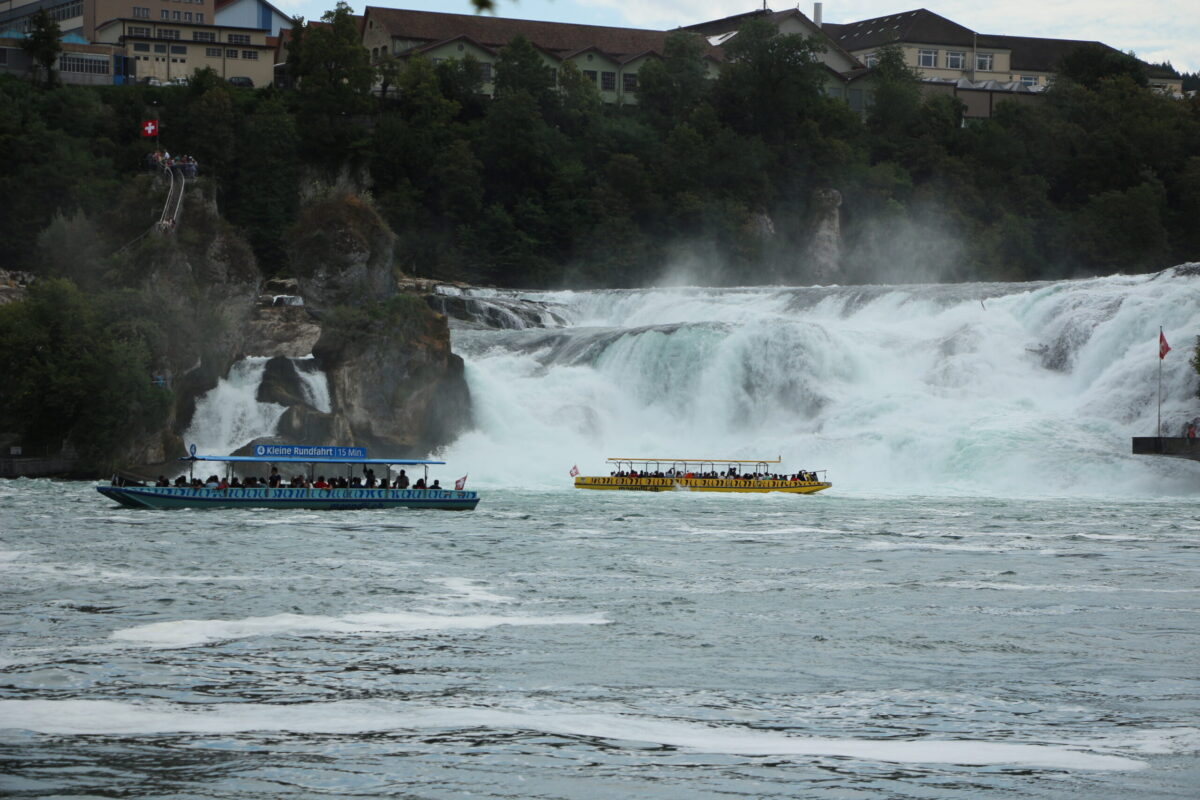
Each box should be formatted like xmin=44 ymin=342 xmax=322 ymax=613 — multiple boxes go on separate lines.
xmin=97 ymin=444 xmax=479 ymax=511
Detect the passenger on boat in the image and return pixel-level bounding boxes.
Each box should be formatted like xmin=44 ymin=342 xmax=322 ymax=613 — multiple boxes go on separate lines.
xmin=313 ymin=476 xmax=330 ymax=489
xmin=217 ymin=477 xmax=229 ymax=490
xmin=154 ymin=475 xmax=169 ymax=486
xmin=205 ymin=475 xmax=219 ymax=489
xmin=431 ymin=479 xmax=441 ymax=490
xmin=268 ymin=467 xmax=282 ymax=488
xmin=364 ymin=468 xmax=376 ymax=488
xmin=396 ymin=470 xmax=410 ymax=489
xmin=230 ymin=477 xmax=243 ymax=488
xmin=174 ymin=476 xmax=187 ymax=487
xmin=414 ymin=477 xmax=427 ymax=490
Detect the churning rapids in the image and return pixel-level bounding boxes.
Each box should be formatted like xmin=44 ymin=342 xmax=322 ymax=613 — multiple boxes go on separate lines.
xmin=2 ymin=268 xmax=1199 ymax=799
xmin=442 ymin=266 xmax=1200 ymax=496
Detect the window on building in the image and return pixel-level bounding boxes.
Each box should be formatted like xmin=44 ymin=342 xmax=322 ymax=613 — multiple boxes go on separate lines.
xmin=129 ymin=26 xmax=150 ymax=37
xmin=49 ymin=0 xmax=81 ymax=22
xmin=242 ymin=50 xmax=257 ymax=59
xmin=161 ymin=10 xmax=169 ymax=19
xmin=975 ymin=52 xmax=994 ymax=71
xmin=184 ymin=12 xmax=191 ymax=21
xmin=133 ymin=7 xmax=149 ymax=18
xmin=228 ymin=33 xmax=250 ymax=45
xmin=226 ymin=49 xmax=238 ymax=58
xmin=1019 ymin=75 xmax=1037 ymax=86
xmin=60 ymin=54 xmax=109 ymax=74
xmin=133 ymin=42 xmax=149 ymax=51
xmin=193 ymin=31 xmax=215 ymax=42
xmin=196 ymin=13 xmax=203 ymax=22
xmin=917 ymin=49 xmax=937 ymax=68
xmin=205 ymin=47 xmax=221 ymax=57
xmin=622 ymin=73 xmax=638 ymax=92
xmin=171 ymin=45 xmax=186 ymax=54
xmin=864 ymin=52 xmax=878 ymax=68
xmin=171 ymin=10 xmax=179 ymax=19
xmin=480 ymin=62 xmax=493 ymax=82
xmin=945 ymin=50 xmax=965 ymax=69
xmin=159 ymin=29 xmax=179 ymax=40
xmin=583 ymin=69 xmax=596 ymax=84
xmin=154 ymin=43 xmax=166 ymax=53
xmin=601 ymin=70 xmax=615 ymax=91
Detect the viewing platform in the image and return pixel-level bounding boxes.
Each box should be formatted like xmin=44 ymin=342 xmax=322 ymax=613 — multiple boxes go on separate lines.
xmin=1131 ymin=437 xmax=1200 ymax=462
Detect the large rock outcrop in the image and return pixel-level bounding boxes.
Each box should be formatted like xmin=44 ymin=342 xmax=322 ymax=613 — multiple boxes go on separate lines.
xmin=311 ymin=299 xmax=471 ymax=456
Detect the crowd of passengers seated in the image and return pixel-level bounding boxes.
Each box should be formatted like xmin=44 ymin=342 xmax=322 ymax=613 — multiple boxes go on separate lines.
xmin=155 ymin=468 xmax=442 ymax=491
xmin=609 ymin=468 xmax=820 ymax=482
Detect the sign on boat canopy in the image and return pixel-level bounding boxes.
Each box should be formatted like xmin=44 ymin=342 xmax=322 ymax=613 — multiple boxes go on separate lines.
xmin=252 ymin=445 xmax=368 ymax=459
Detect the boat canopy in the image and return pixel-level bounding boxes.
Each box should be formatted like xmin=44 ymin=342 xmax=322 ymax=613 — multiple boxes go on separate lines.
xmin=606 ymin=457 xmax=781 ymax=464
xmin=181 ymin=454 xmax=445 ymax=466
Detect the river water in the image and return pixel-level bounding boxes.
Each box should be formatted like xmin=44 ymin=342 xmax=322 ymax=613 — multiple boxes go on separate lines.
xmin=1 ymin=480 xmax=1198 ymax=798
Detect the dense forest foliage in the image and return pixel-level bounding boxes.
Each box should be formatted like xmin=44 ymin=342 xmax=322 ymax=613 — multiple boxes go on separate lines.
xmin=2 ymin=4 xmax=1199 ymax=289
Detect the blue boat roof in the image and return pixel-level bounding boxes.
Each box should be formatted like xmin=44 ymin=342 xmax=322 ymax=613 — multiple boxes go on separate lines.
xmin=181 ymin=455 xmax=445 ymax=465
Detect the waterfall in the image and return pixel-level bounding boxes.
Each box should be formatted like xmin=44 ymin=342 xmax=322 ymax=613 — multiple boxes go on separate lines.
xmin=441 ymin=266 xmax=1200 ymax=496
xmin=184 ymin=357 xmax=288 ymax=456
xmin=292 ymin=356 xmax=332 ymax=413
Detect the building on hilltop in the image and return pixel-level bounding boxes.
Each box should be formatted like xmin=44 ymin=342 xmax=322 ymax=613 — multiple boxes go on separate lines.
xmin=821 ymin=7 xmax=1184 ymax=99
xmin=0 ymin=0 xmax=289 ymax=85
xmin=358 ymin=5 xmax=725 ymax=104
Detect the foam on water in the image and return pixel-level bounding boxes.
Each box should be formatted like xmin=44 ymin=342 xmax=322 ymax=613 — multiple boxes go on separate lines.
xmin=0 ymin=699 xmax=1154 ymax=770
xmin=110 ymin=610 xmax=609 ymax=647
xmin=443 ymin=268 xmax=1200 ymax=497
xmin=183 ymin=357 xmax=286 ymax=456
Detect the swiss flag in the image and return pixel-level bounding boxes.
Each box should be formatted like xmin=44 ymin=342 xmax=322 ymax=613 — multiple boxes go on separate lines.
xmin=1160 ymin=331 xmax=1171 ymax=359
xmin=140 ymin=119 xmax=159 ymax=138
xmin=569 ymin=465 xmax=579 ymax=477
xmin=454 ymin=475 xmax=467 ymax=490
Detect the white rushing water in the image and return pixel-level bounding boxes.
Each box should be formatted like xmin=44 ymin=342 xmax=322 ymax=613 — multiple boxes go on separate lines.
xmin=443 ymin=267 xmax=1200 ymax=496
xmin=183 ymin=357 xmax=288 ymax=456
xmin=292 ymin=355 xmax=332 ymax=414
xmin=183 ymin=356 xmax=333 ymax=456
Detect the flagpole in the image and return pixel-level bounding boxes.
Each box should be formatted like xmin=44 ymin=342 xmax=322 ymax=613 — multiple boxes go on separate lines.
xmin=1157 ymin=325 xmax=1163 ymax=438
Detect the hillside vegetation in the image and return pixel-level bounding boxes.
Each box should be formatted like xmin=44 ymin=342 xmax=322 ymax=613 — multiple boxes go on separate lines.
xmin=1 ymin=7 xmax=1198 ymax=288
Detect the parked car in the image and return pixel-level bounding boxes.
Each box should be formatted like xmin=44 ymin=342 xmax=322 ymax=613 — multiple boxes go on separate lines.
xmin=140 ymin=76 xmax=162 ymax=86
xmin=168 ymin=76 xmax=189 ymax=86
xmin=226 ymin=76 xmax=254 ymax=88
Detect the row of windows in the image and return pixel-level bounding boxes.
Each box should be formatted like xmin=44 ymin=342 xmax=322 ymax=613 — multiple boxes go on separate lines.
xmin=204 ymin=48 xmax=258 ymax=59
xmin=914 ymin=48 xmax=995 ymax=71
xmin=133 ymin=43 xmax=256 ymax=59
xmin=49 ymin=0 xmax=82 ymax=22
xmin=129 ymin=26 xmax=218 ymax=43
xmin=135 ymin=10 xmax=207 ymax=23
xmin=57 ymin=54 xmax=108 ymax=74
xmin=580 ymin=70 xmax=638 ymax=92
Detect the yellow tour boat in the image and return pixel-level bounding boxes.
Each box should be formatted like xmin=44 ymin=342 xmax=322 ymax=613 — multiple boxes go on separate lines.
xmin=573 ymin=457 xmax=831 ymax=494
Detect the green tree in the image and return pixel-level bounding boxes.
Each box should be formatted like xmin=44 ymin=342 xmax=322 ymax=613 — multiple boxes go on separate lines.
xmin=1057 ymin=44 xmax=1147 ymax=89
xmin=713 ymin=18 xmax=825 ymax=147
xmin=493 ymin=35 xmax=556 ymax=113
xmin=288 ymin=2 xmax=374 ymax=167
xmin=20 ymin=9 xmax=61 ymax=89
xmin=0 ymin=279 xmax=171 ymax=468
xmin=637 ymin=32 xmax=711 ymax=127
xmin=867 ymin=42 xmax=922 ymax=141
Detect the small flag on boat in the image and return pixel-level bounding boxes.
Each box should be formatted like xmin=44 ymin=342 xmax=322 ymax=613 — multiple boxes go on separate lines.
xmin=1160 ymin=331 xmax=1171 ymax=359
xmin=140 ymin=119 xmax=159 ymax=137
xmin=455 ymin=475 xmax=467 ymax=490
xmin=569 ymin=465 xmax=579 ymax=477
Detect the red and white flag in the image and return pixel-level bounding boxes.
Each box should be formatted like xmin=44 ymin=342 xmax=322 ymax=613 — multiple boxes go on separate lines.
xmin=1160 ymin=331 xmax=1171 ymax=359
xmin=140 ymin=119 xmax=159 ymax=138
xmin=569 ymin=465 xmax=579 ymax=477
xmin=454 ymin=475 xmax=467 ymax=490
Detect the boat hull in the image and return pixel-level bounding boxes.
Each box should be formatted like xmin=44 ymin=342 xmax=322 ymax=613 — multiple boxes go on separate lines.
xmin=97 ymin=485 xmax=480 ymax=511
xmin=574 ymin=476 xmax=831 ymax=494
